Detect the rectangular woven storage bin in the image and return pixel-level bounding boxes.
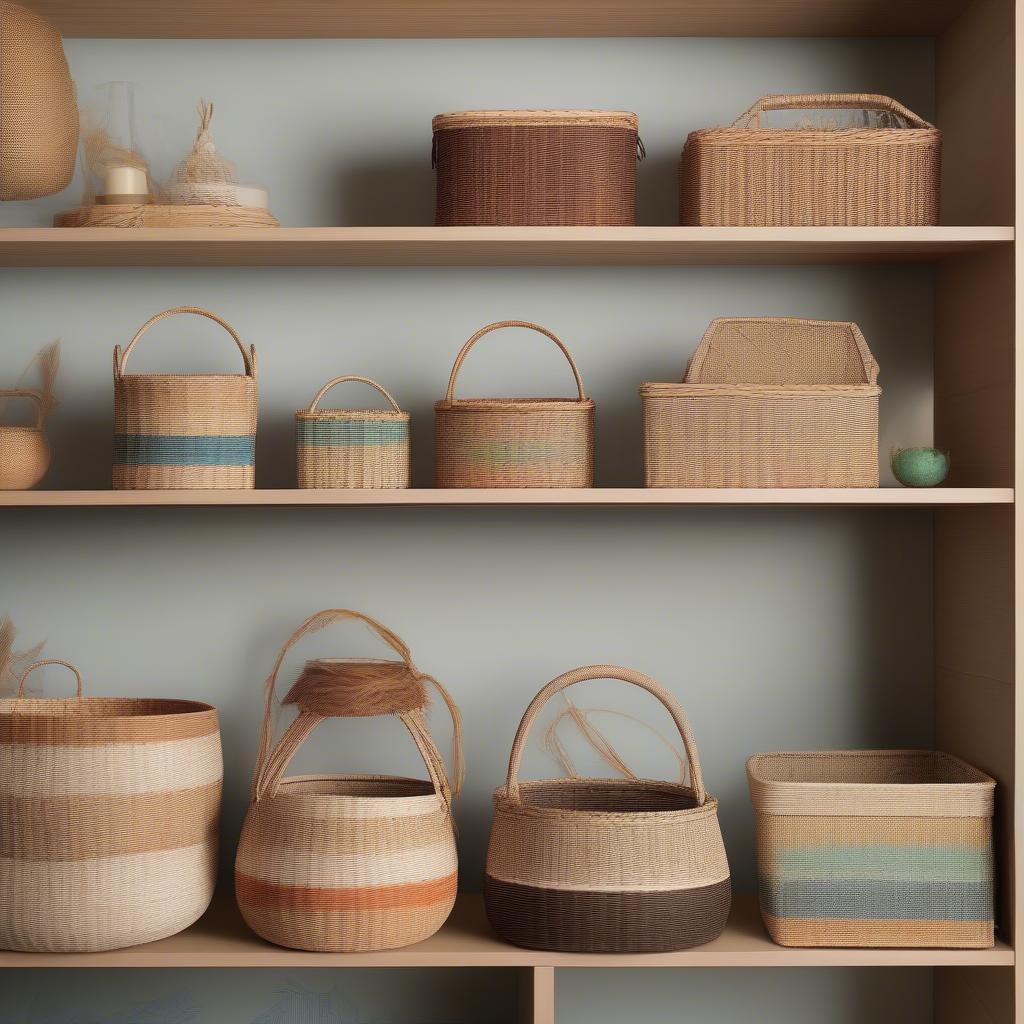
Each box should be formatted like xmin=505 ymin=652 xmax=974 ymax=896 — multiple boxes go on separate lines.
xmin=113 ymin=306 xmax=257 ymax=490
xmin=296 ymin=375 xmax=410 ymax=489
xmin=0 ymin=659 xmax=222 ymax=953
xmin=435 ymin=320 xmax=594 ymax=488
xmin=641 ymin=317 xmax=880 ymax=488
xmin=433 ymin=110 xmax=641 ymax=226
xmin=747 ymin=751 xmax=995 ymax=949
xmin=680 ymin=93 xmax=941 ymax=226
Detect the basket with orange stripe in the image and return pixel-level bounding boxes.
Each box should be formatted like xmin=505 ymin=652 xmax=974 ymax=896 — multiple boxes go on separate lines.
xmin=0 ymin=658 xmax=222 ymax=952
xmin=235 ymin=609 xmax=464 ymax=952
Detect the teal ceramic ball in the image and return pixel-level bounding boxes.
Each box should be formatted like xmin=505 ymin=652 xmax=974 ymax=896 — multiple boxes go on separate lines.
xmin=891 ymin=447 xmax=950 ymax=488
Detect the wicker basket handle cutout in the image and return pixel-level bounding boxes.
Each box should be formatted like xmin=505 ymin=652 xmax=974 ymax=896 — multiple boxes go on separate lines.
xmin=115 ymin=306 xmax=257 ymax=380
xmin=0 ymin=389 xmax=46 ymax=429
xmin=733 ymin=93 xmax=934 ymax=130
xmin=444 ymin=320 xmax=588 ymax=404
xmin=251 ymin=609 xmax=463 ymax=808
xmin=505 ymin=664 xmax=707 ymax=807
xmin=17 ymin=659 xmax=84 ymax=699
xmin=308 ymin=375 xmax=403 ymax=414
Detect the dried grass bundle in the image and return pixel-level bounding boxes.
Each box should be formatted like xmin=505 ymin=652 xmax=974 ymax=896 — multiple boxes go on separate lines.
xmin=0 ymin=616 xmax=46 ymax=697
xmin=283 ymin=659 xmax=430 ymax=718
xmin=79 ymin=121 xmax=153 ymax=204
xmin=164 ymin=101 xmax=239 ymax=205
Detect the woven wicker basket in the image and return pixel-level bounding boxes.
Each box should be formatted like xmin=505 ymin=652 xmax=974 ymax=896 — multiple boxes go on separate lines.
xmin=0 ymin=659 xmax=222 ymax=952
xmin=0 ymin=3 xmax=78 ymax=201
xmin=747 ymin=751 xmax=995 ymax=948
xmin=680 ymin=93 xmax=941 ymax=226
xmin=435 ymin=320 xmax=594 ymax=488
xmin=433 ymin=110 xmax=641 ymax=226
xmin=485 ymin=664 xmax=731 ymax=953
xmin=113 ymin=306 xmax=258 ymax=490
xmin=296 ymin=376 xmax=410 ymax=489
xmin=641 ymin=317 xmax=880 ymax=488
xmin=236 ymin=609 xmax=462 ymax=953
xmin=0 ymin=389 xmax=50 ymax=489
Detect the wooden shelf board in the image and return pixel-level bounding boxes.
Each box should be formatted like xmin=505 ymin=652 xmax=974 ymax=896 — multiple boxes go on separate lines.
xmin=0 ymin=228 xmax=1012 ymax=268
xmin=18 ymin=0 xmax=970 ymax=38
xmin=0 ymin=488 xmax=1013 ymax=508
xmin=0 ymin=894 xmax=1011 ymax=969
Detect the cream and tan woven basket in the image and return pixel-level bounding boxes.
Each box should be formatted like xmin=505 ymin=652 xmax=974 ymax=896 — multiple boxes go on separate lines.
xmin=0 ymin=659 xmax=222 ymax=952
xmin=113 ymin=306 xmax=258 ymax=490
xmin=435 ymin=320 xmax=594 ymax=488
xmin=236 ymin=609 xmax=463 ymax=952
xmin=296 ymin=376 xmax=410 ymax=489
xmin=485 ymin=664 xmax=731 ymax=953
xmin=680 ymin=93 xmax=941 ymax=226
xmin=641 ymin=317 xmax=880 ymax=488
xmin=0 ymin=389 xmax=50 ymax=489
xmin=747 ymin=751 xmax=996 ymax=948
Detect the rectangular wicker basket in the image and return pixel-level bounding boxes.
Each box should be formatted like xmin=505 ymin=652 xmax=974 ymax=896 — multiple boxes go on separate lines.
xmin=641 ymin=317 xmax=880 ymax=488
xmin=747 ymin=751 xmax=996 ymax=949
xmin=679 ymin=93 xmax=941 ymax=226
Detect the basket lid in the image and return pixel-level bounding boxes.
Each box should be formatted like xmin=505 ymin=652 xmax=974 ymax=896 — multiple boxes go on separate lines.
xmin=432 ymin=109 xmax=639 ymax=132
xmin=684 ymin=317 xmax=879 ymax=386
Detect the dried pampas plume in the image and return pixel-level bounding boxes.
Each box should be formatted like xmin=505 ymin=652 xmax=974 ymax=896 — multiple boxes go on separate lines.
xmin=0 ymin=617 xmax=46 ymax=697
xmin=0 ymin=341 xmax=60 ymax=424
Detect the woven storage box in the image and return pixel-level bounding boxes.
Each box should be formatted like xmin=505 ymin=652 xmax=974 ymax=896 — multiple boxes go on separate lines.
xmin=641 ymin=317 xmax=880 ymax=488
xmin=433 ymin=110 xmax=641 ymax=226
xmin=680 ymin=93 xmax=941 ymax=226
xmin=0 ymin=659 xmax=222 ymax=952
xmin=113 ymin=306 xmax=258 ymax=490
xmin=236 ymin=609 xmax=463 ymax=952
xmin=747 ymin=751 xmax=996 ymax=948
xmin=0 ymin=3 xmax=78 ymax=201
xmin=435 ymin=320 xmax=594 ymax=488
xmin=485 ymin=664 xmax=731 ymax=953
xmin=0 ymin=389 xmax=50 ymax=489
xmin=296 ymin=375 xmax=410 ymax=489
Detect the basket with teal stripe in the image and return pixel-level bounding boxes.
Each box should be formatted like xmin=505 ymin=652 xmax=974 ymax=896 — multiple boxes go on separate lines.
xmin=113 ymin=306 xmax=258 ymax=490
xmin=296 ymin=376 xmax=410 ymax=489
xmin=747 ymin=750 xmax=995 ymax=948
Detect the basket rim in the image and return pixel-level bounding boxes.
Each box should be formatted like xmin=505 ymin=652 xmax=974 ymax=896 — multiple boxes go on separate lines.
xmin=271 ymin=772 xmax=447 ymax=804
xmin=296 ymin=409 xmax=410 ymax=421
xmin=640 ymin=382 xmax=881 ymax=398
xmin=435 ymin=397 xmax=596 ymax=412
xmin=433 ymin=109 xmax=639 ymax=131
xmin=116 ymin=372 xmax=255 ymax=382
xmin=0 ymin=696 xmax=218 ymax=720
xmin=684 ymin=126 xmax=941 ymax=144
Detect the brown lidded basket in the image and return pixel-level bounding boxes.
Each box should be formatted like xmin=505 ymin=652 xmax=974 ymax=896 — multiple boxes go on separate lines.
xmin=433 ymin=109 xmax=642 ymax=226
xmin=747 ymin=751 xmax=995 ymax=948
xmin=435 ymin=320 xmax=594 ymax=488
xmin=680 ymin=93 xmax=941 ymax=226
xmin=641 ymin=317 xmax=880 ymax=488
xmin=113 ymin=306 xmax=258 ymax=490
xmin=296 ymin=375 xmax=410 ymax=489
xmin=485 ymin=664 xmax=731 ymax=953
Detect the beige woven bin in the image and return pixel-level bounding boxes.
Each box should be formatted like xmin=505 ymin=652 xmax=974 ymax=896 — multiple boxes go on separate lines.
xmin=435 ymin=320 xmax=594 ymax=488
xmin=296 ymin=376 xmax=410 ymax=489
xmin=236 ymin=609 xmax=463 ymax=952
xmin=642 ymin=317 xmax=880 ymax=488
xmin=680 ymin=93 xmax=941 ymax=226
xmin=0 ymin=389 xmax=50 ymax=489
xmin=747 ymin=751 xmax=995 ymax=948
xmin=0 ymin=659 xmax=222 ymax=953
xmin=0 ymin=3 xmax=78 ymax=201
xmin=485 ymin=664 xmax=731 ymax=953
xmin=113 ymin=306 xmax=258 ymax=490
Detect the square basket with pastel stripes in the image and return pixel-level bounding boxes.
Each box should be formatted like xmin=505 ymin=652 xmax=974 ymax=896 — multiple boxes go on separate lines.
xmin=747 ymin=750 xmax=996 ymax=948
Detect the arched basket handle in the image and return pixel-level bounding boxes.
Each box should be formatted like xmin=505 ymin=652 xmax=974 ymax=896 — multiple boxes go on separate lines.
xmin=732 ymin=93 xmax=934 ymax=130
xmin=307 ymin=376 xmax=403 ymax=414
xmin=17 ymin=659 xmax=84 ymax=698
xmin=0 ymin=389 xmax=46 ymax=429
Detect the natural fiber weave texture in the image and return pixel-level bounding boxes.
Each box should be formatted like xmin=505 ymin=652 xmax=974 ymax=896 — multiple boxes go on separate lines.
xmin=113 ymin=306 xmax=258 ymax=490
xmin=435 ymin=321 xmax=594 ymax=488
xmin=641 ymin=317 xmax=880 ymax=488
xmin=433 ymin=110 xmax=640 ymax=225
xmin=0 ymin=3 xmax=78 ymax=201
xmin=0 ymin=659 xmax=222 ymax=952
xmin=236 ymin=609 xmax=462 ymax=952
xmin=0 ymin=389 xmax=49 ymax=489
xmin=680 ymin=93 xmax=940 ymax=226
xmin=485 ymin=665 xmax=730 ymax=953
xmin=747 ymin=751 xmax=995 ymax=948
xmin=296 ymin=376 xmax=410 ymax=489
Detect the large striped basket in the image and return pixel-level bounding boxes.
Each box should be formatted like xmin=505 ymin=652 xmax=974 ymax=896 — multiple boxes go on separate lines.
xmin=236 ymin=609 xmax=463 ymax=952
xmin=113 ymin=306 xmax=258 ymax=489
xmin=747 ymin=750 xmax=996 ymax=948
xmin=296 ymin=375 xmax=410 ymax=489
xmin=485 ymin=665 xmax=731 ymax=953
xmin=435 ymin=320 xmax=594 ymax=488
xmin=0 ymin=659 xmax=222 ymax=952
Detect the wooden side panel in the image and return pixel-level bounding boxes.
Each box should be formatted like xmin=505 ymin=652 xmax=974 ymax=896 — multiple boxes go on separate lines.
xmin=518 ymin=967 xmax=555 ymax=1024
xmin=935 ymin=967 xmax=1015 ymax=1024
